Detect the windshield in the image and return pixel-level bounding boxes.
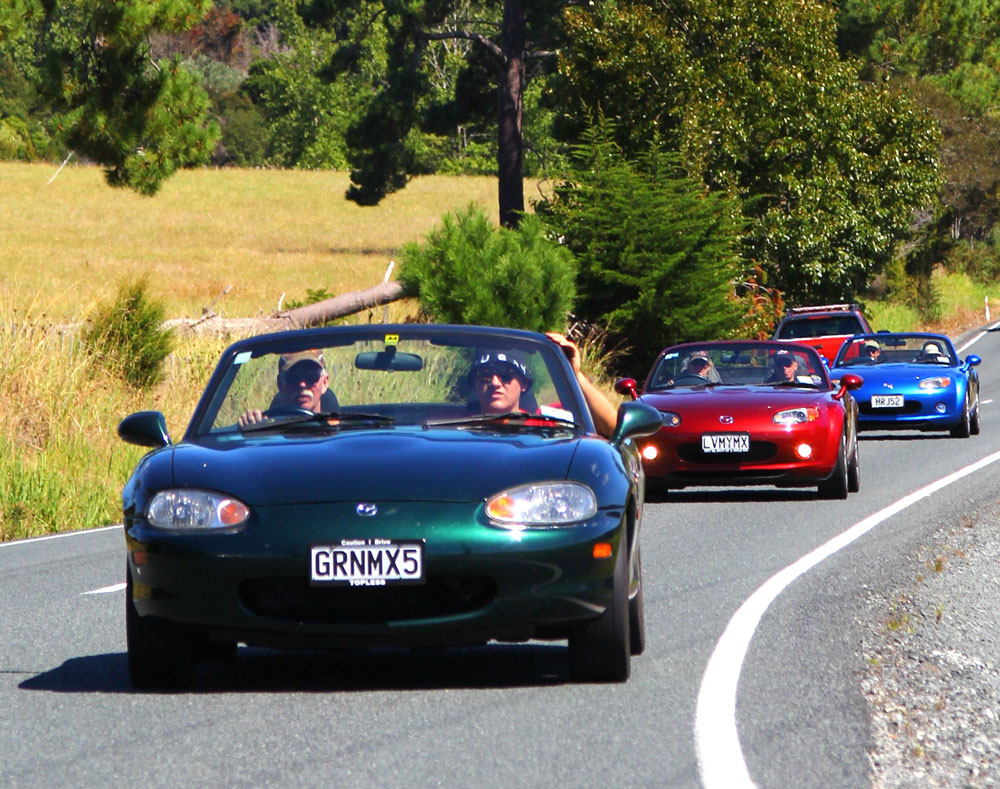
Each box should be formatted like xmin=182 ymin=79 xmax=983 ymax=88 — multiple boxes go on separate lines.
xmin=191 ymin=329 xmax=586 ymax=436
xmin=833 ymin=334 xmax=957 ymax=367
xmin=776 ymin=315 xmax=865 ymax=339
xmin=645 ymin=343 xmax=828 ymax=390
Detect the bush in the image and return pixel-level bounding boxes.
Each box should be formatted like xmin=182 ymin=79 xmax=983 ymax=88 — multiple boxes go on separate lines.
xmin=399 ymin=204 xmax=577 ymax=332
xmin=83 ymin=278 xmax=174 ymax=389
xmin=539 ymin=136 xmax=746 ymax=368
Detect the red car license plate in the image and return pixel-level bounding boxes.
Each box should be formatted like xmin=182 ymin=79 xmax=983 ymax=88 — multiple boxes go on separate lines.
xmin=311 ymin=540 xmax=424 ymax=586
xmin=701 ymin=433 xmax=751 ymax=453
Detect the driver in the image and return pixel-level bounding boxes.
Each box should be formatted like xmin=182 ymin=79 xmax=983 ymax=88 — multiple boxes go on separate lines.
xmin=238 ymin=350 xmax=339 ymax=428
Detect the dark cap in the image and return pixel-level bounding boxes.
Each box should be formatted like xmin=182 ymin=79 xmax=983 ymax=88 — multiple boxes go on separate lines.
xmin=468 ymin=350 xmax=532 ymax=390
xmin=773 ymin=349 xmax=795 ymax=366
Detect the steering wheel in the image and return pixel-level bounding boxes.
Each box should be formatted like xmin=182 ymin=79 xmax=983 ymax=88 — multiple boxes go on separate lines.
xmin=670 ymin=374 xmax=709 ymax=386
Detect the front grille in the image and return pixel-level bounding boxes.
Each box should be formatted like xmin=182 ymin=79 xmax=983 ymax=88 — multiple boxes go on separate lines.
xmin=240 ymin=575 xmax=497 ymax=624
xmin=858 ymin=401 xmax=923 ymax=416
xmin=677 ymin=441 xmax=778 ymax=463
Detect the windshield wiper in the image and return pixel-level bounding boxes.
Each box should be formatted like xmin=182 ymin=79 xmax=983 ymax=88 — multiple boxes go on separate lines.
xmin=240 ymin=410 xmax=395 ymax=433
xmin=423 ymin=411 xmax=576 ymax=429
xmin=762 ymin=380 xmax=821 ymax=389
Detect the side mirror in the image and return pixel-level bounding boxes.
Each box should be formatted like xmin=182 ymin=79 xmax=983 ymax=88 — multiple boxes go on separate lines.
xmin=611 ymin=401 xmax=663 ymax=447
xmin=118 ymin=411 xmax=171 ymax=448
xmin=966 ymin=354 xmax=982 ymax=368
xmin=833 ymin=372 xmax=864 ymax=400
xmin=614 ymin=377 xmax=639 ymax=400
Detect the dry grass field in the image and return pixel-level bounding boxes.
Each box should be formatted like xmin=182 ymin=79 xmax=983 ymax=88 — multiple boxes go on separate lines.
xmin=1 ymin=162 xmax=513 ymax=321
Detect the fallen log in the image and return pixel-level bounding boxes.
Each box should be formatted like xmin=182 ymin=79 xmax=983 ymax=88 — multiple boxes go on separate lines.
xmin=163 ymin=279 xmax=409 ymax=337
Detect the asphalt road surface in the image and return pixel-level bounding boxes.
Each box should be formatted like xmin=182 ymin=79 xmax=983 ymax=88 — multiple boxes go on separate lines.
xmin=3 ymin=325 xmax=1000 ymax=787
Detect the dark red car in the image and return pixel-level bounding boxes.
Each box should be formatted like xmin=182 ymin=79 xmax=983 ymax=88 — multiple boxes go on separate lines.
xmin=616 ymin=341 xmax=863 ymax=498
xmin=773 ymin=303 xmax=873 ymax=365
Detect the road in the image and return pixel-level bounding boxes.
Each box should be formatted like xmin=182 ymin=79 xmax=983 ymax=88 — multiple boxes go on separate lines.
xmin=2 ymin=326 xmax=999 ymax=787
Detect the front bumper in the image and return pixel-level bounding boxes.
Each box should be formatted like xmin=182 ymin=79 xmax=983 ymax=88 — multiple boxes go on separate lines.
xmin=125 ymin=501 xmax=626 ymax=649
xmin=637 ymin=424 xmax=840 ymax=487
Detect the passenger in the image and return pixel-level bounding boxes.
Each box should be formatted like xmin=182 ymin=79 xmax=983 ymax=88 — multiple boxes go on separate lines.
xmin=467 ymin=351 xmax=534 ymax=416
xmin=918 ymin=341 xmax=944 ymax=362
xmin=545 ymin=332 xmax=618 ymax=439
xmin=765 ymin=349 xmax=799 ymax=383
xmin=238 ymin=350 xmax=338 ymax=428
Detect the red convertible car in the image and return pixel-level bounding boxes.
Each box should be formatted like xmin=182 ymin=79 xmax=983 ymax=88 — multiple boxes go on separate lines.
xmin=616 ymin=341 xmax=863 ymax=498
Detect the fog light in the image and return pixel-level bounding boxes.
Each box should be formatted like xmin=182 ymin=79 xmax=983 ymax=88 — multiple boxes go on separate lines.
xmin=795 ymin=443 xmax=813 ymax=459
xmin=642 ymin=445 xmax=658 ymax=460
xmin=935 ymin=403 xmax=947 ymax=413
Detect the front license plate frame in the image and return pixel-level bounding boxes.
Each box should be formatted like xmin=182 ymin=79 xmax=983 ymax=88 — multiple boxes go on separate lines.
xmin=310 ymin=539 xmax=425 ymax=586
xmin=701 ymin=432 xmax=751 ymax=453
xmin=871 ymin=395 xmax=904 ymax=408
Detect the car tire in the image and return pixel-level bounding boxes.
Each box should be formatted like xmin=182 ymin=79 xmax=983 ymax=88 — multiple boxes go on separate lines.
xmin=568 ymin=538 xmax=630 ymax=682
xmin=950 ymin=401 xmax=971 ymax=438
xmin=818 ymin=435 xmax=849 ymax=500
xmin=126 ymin=566 xmax=194 ymax=689
xmin=971 ymin=402 xmax=981 ymax=436
xmin=847 ymin=435 xmax=861 ymax=493
xmin=628 ymin=545 xmax=646 ymax=656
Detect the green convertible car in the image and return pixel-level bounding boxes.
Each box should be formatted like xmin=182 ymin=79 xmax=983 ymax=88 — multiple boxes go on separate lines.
xmin=118 ymin=324 xmax=662 ymax=688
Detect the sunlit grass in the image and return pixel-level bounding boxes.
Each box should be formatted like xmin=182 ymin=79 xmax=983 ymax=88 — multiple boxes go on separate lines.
xmin=0 ymin=162 xmax=510 ymax=320
xmin=866 ymin=269 xmax=1000 ymax=337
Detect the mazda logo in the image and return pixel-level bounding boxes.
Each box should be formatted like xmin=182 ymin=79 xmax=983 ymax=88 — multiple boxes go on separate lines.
xmin=356 ymin=503 xmax=378 ymax=517
xmin=883 ymin=382 xmax=894 ymax=389
xmin=719 ymin=415 xmax=734 ymax=424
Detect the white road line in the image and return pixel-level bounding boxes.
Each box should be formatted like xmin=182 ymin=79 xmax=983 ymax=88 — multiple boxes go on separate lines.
xmin=695 ymin=448 xmax=1000 ymax=788
xmin=0 ymin=524 xmax=119 ymax=550
xmin=956 ymin=319 xmax=1000 ymax=353
xmin=82 ymin=582 xmax=126 ymax=595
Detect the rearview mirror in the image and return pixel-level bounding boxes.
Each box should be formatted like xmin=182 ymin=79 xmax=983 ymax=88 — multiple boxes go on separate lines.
xmin=355 ymin=348 xmax=423 ymax=371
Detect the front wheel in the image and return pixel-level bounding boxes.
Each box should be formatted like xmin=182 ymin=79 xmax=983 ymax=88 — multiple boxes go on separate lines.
xmin=628 ymin=545 xmax=646 ymax=656
xmin=568 ymin=538 xmax=631 ymax=682
xmin=950 ymin=401 xmax=971 ymax=438
xmin=126 ymin=566 xmax=194 ymax=690
xmin=818 ymin=435 xmax=849 ymax=500
xmin=847 ymin=435 xmax=861 ymax=493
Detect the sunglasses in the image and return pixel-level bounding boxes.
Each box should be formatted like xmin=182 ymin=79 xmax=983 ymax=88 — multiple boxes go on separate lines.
xmin=281 ymin=364 xmax=323 ymax=386
xmin=475 ymin=367 xmax=517 ymax=385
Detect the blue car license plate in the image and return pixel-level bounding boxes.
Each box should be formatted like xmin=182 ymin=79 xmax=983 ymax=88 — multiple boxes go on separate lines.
xmin=311 ymin=540 xmax=424 ymax=586
xmin=701 ymin=433 xmax=751 ymax=453
xmin=871 ymin=395 xmax=903 ymax=408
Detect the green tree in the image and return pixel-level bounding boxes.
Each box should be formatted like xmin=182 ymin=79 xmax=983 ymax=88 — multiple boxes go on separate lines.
xmin=324 ymin=0 xmax=570 ymax=227
xmin=31 ymin=0 xmax=220 ymax=195
xmin=556 ymin=0 xmax=941 ymax=305
xmin=539 ymin=133 xmax=745 ymax=367
xmin=399 ymin=203 xmax=576 ymax=332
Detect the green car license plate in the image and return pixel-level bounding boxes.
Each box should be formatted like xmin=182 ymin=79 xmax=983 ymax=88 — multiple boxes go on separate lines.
xmin=311 ymin=540 xmax=424 ymax=586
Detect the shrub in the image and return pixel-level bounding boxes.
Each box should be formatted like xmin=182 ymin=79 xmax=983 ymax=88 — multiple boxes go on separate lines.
xmin=83 ymin=278 xmax=174 ymax=389
xmin=399 ymin=204 xmax=577 ymax=332
xmin=539 ymin=135 xmax=746 ymax=368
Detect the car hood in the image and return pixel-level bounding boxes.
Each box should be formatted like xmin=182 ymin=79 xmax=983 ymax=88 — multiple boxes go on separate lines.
xmin=640 ymin=386 xmax=834 ymax=414
xmin=167 ymin=427 xmax=583 ymax=505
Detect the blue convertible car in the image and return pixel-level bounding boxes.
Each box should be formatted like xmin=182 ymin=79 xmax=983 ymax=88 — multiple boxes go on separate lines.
xmin=829 ymin=333 xmax=981 ymax=437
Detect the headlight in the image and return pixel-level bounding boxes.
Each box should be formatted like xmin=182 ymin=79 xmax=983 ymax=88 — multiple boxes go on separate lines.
xmin=146 ymin=489 xmax=250 ymax=531
xmin=659 ymin=411 xmax=681 ymax=427
xmin=485 ymin=482 xmax=597 ymax=528
xmin=773 ymin=406 xmax=820 ymax=425
xmin=918 ymin=376 xmax=951 ymax=390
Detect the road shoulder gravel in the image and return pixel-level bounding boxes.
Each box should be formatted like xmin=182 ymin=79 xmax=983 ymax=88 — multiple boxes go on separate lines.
xmin=861 ymin=495 xmax=1000 ymax=786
